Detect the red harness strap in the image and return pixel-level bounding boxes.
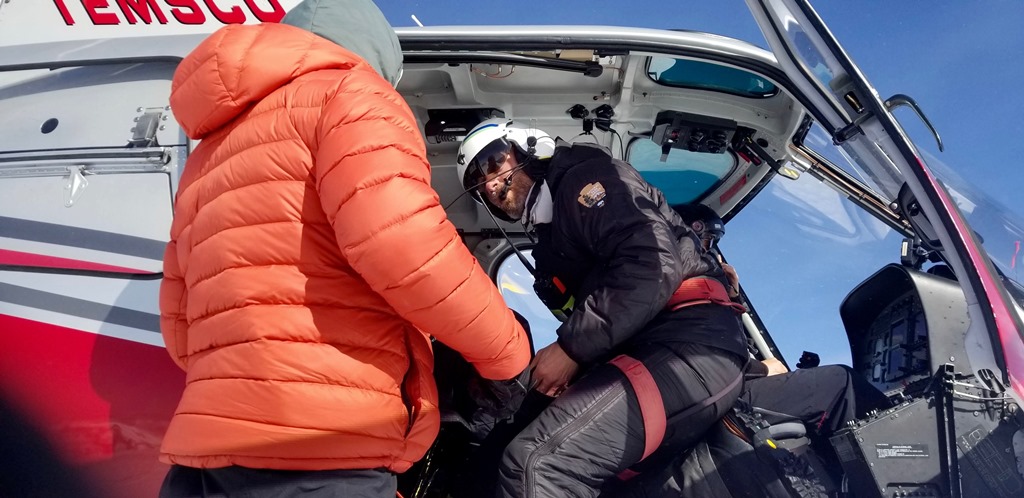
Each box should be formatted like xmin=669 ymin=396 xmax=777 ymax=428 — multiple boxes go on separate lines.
xmin=609 ymin=354 xmax=666 ymax=480
xmin=666 ymin=276 xmax=746 ymax=314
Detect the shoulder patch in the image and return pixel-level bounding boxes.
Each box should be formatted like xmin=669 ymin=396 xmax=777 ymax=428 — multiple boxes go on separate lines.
xmin=578 ymin=182 xmax=607 ymax=208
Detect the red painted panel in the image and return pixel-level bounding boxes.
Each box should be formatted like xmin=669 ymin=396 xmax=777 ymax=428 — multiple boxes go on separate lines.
xmin=914 ymin=158 xmax=1024 ymax=400
xmin=0 ymin=315 xmax=184 ymax=498
xmin=0 ymin=248 xmax=150 ymax=273
xmin=719 ymin=174 xmax=748 ymax=205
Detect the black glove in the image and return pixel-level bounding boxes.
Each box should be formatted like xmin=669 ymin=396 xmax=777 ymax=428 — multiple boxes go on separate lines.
xmin=470 ymin=309 xmax=534 ymax=420
xmin=796 ymin=351 xmax=820 ymax=369
xmin=471 ymin=367 xmax=532 ymax=421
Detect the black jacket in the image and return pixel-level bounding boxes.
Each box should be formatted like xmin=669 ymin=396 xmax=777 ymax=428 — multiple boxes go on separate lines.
xmin=531 ymin=141 xmax=747 ymax=364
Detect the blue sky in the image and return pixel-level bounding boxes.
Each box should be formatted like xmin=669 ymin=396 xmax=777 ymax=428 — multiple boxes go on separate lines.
xmin=377 ymin=1 xmax=1024 ymax=366
xmin=3 ymin=0 xmax=1015 ymax=367
xmin=377 ymin=0 xmax=1023 ymax=210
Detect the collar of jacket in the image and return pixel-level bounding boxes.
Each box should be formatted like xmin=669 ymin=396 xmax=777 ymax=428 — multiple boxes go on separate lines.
xmin=545 ymin=139 xmax=615 ymax=193
xmin=524 ymin=180 xmax=554 ymax=231
xmin=280 ymin=0 xmax=403 ymax=87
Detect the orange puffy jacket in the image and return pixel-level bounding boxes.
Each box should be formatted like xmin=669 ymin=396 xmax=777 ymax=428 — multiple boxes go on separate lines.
xmin=159 ymin=22 xmax=530 ymax=472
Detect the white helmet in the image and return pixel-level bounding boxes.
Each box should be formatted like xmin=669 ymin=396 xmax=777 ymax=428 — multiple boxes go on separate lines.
xmin=456 ymin=118 xmax=556 ymax=197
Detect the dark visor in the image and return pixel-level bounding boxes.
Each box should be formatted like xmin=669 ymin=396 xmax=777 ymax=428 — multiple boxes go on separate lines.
xmin=463 ymin=138 xmax=512 ymax=191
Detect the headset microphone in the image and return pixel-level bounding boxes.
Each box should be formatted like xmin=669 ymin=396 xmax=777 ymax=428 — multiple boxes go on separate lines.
xmin=498 ymin=136 xmax=539 ymax=201
xmin=498 ymin=176 xmax=514 ymax=201
xmin=497 ymin=164 xmax=524 ymax=200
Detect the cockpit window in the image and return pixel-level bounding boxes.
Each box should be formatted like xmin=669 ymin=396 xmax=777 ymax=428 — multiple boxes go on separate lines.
xmin=647 ymin=57 xmax=778 ymax=98
xmin=627 ymin=137 xmax=736 ymax=205
xmin=494 ymin=249 xmax=560 ymax=354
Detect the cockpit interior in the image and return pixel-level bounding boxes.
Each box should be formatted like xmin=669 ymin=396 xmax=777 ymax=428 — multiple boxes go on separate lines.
xmin=1 ymin=26 xmax=1021 ymax=498
xmin=390 ymin=36 xmax=1024 ymax=498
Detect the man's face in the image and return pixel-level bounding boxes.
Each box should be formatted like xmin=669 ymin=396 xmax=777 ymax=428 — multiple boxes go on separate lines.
xmin=477 ymin=150 xmax=534 ymax=220
xmin=689 ymin=220 xmax=718 ymax=252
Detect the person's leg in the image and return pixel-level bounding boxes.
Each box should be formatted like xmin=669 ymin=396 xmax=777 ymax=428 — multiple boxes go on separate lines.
xmin=160 ymin=466 xmax=397 ymax=498
xmin=498 ymin=362 xmax=639 ymax=498
xmin=645 ymin=342 xmax=745 ymax=462
xmin=601 ymin=343 xmax=745 ymax=498
xmin=741 ymin=365 xmax=890 ymax=437
xmin=158 ymin=465 xmax=210 ymax=498
xmin=741 ymin=364 xmax=893 ymax=481
xmin=497 ymin=343 xmax=744 ymax=498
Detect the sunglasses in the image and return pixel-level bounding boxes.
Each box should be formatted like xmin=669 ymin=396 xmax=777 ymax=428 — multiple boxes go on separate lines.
xmin=464 ymin=139 xmax=513 ymax=190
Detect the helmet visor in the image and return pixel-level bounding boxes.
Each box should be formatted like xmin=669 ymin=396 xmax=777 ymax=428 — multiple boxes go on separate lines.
xmin=462 ymin=138 xmax=513 ymax=192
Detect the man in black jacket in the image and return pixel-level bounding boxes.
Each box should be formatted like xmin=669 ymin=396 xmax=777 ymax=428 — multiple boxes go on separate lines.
xmin=456 ymin=119 xmax=749 ymax=497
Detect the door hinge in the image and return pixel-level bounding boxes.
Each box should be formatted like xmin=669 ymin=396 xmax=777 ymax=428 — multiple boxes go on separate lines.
xmin=129 ymin=108 xmax=164 ymax=148
xmin=64 ymin=165 xmax=89 ymax=207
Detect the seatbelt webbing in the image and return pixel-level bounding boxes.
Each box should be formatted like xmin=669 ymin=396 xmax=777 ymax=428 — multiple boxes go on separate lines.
xmin=609 ymin=355 xmax=666 ymax=464
xmin=614 ymin=359 xmax=746 ymax=482
xmin=666 ymin=276 xmax=747 ymax=314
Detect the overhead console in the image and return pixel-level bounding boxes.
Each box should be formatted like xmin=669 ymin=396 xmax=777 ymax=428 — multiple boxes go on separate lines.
xmin=651 ymin=110 xmax=736 ymax=159
xmin=423 ymin=108 xmax=505 ymax=144
xmin=647 ymin=110 xmax=790 ymax=182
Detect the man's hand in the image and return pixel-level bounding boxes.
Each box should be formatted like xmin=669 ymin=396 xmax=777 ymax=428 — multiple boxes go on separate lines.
xmin=762 ymin=357 xmax=789 ymax=376
xmin=530 ymin=342 xmax=579 ymax=397
xmin=721 ymin=262 xmax=740 ymax=298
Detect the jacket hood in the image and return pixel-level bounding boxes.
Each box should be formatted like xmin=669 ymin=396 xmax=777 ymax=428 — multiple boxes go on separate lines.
xmin=281 ymin=0 xmax=403 ymax=86
xmin=170 ymin=23 xmax=378 ymax=139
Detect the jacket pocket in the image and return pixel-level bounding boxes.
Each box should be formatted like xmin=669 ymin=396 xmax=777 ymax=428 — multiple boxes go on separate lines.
xmin=400 ymin=331 xmax=418 ymax=436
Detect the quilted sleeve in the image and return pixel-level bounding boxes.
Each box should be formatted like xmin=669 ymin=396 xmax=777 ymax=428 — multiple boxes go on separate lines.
xmin=159 ymin=239 xmax=189 ymax=371
xmin=313 ymin=72 xmax=530 ymax=380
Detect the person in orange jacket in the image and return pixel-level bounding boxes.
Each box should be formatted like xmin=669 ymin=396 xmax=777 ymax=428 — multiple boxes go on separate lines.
xmin=157 ymin=1 xmax=531 ymax=496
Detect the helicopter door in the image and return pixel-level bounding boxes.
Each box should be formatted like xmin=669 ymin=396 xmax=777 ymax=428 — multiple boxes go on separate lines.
xmin=745 ymin=0 xmax=1024 ymax=403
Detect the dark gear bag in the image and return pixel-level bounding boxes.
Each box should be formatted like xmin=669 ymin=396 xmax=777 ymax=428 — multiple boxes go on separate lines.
xmin=398 ymin=311 xmax=535 ymax=498
xmin=433 ymin=309 xmax=534 ymax=439
xmin=615 ymin=401 xmax=836 ymax=498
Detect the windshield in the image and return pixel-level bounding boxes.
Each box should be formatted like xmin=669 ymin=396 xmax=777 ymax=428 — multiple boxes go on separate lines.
xmin=800 ymin=124 xmax=1024 ymax=305
xmin=922 ymin=151 xmax=1024 ymax=301
xmin=724 ymin=162 xmax=898 ymax=366
xmin=628 ymin=138 xmax=737 ymax=205
xmin=494 ymin=249 xmax=561 ymax=353
xmin=647 ymin=57 xmax=778 ymax=98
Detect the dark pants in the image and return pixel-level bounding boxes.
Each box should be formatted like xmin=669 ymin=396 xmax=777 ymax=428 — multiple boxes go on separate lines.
xmin=741 ymin=363 xmax=892 ymax=475
xmin=497 ymin=342 xmax=745 ymax=498
xmin=741 ymin=364 xmax=891 ymax=438
xmin=610 ymin=365 xmax=892 ymax=498
xmin=158 ymin=465 xmax=397 ymax=498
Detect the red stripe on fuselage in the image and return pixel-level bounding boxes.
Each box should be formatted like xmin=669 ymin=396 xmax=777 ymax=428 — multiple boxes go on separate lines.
xmin=913 ymin=158 xmax=1024 ymax=398
xmin=719 ymin=175 xmax=748 ymax=205
xmin=0 ymin=315 xmax=183 ymax=498
xmin=0 ymin=248 xmax=150 ymax=273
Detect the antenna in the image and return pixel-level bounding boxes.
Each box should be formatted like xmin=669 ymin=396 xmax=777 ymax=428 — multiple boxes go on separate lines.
xmin=410 ymin=14 xmax=424 ymax=27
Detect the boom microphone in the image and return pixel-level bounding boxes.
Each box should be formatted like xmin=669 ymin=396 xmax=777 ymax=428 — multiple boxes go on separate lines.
xmin=498 ymin=177 xmax=513 ymax=200
xmin=498 ymin=166 xmax=525 ymax=201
